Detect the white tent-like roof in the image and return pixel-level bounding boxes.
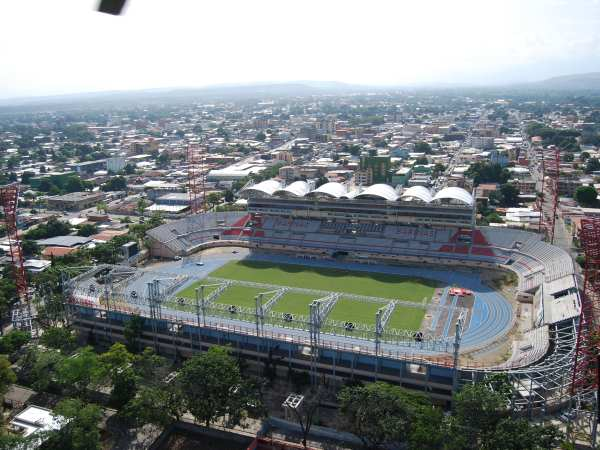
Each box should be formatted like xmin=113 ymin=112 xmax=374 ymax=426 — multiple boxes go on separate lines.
xmin=273 ymin=181 xmax=311 ymax=197
xmin=432 ymin=187 xmax=474 ymax=206
xmin=400 ymin=186 xmax=433 ymax=203
xmin=241 ymin=179 xmax=282 ymax=197
xmin=354 ymin=184 xmax=399 ymax=201
xmin=307 ymin=182 xmax=347 ymax=198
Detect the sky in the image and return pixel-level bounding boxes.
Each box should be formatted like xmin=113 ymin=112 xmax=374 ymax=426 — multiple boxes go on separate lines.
xmin=2 ymin=0 xmax=600 ymax=99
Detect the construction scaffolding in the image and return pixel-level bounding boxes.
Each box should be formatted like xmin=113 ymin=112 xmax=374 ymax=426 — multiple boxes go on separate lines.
xmin=0 ymin=184 xmax=28 ymax=301
xmin=187 ymin=142 xmax=206 ymax=215
xmin=571 ymin=217 xmax=600 ymax=445
xmin=537 ymin=145 xmax=560 ymax=244
xmin=0 ymin=183 xmax=35 ymax=334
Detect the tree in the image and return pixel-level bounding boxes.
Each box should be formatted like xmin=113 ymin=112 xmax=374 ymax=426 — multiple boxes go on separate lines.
xmin=21 ymin=171 xmax=36 ymax=184
xmin=18 ymin=347 xmax=65 ymax=392
xmin=224 ymin=189 xmax=235 ymax=203
xmin=206 ymin=192 xmax=222 ymax=209
xmin=110 ymin=367 xmax=137 ymax=408
xmin=40 ymin=327 xmax=76 ymax=352
xmin=21 ymin=239 xmax=39 ymax=256
xmin=24 ymin=218 xmax=71 ymax=240
xmin=415 ymin=156 xmax=429 ymax=165
xmin=0 ymin=330 xmax=31 ymax=354
xmin=56 ymin=346 xmax=101 ymax=398
xmin=466 ymin=162 xmax=509 ymax=186
xmin=485 ymin=212 xmax=505 ymax=224
xmin=123 ymin=315 xmax=145 ymax=353
xmin=0 ymin=356 xmax=16 ymax=399
xmin=45 ymin=398 xmax=102 ymax=450
xmin=414 ymin=141 xmax=432 ymax=154
xmin=432 ymin=163 xmax=446 ymax=177
xmin=499 ymin=183 xmax=520 ymax=207
xmin=120 ymin=384 xmax=184 ymax=428
xmin=98 ymin=342 xmax=133 ymax=381
xmin=575 ymin=186 xmax=598 ymax=207
xmin=178 ymin=347 xmax=261 ymax=428
xmin=65 ymin=176 xmax=86 ymax=193
xmin=315 ymin=177 xmax=329 ymax=188
xmin=77 ymin=223 xmax=98 ymax=237
xmin=338 ymin=381 xmax=443 ymax=449
xmin=136 ymin=197 xmax=147 ymax=216
xmin=482 ymin=418 xmax=564 ymax=450
xmin=131 ymin=347 xmax=170 ymax=385
xmin=95 ymin=201 xmax=108 ymax=214
xmin=101 ymin=175 xmax=127 ymax=192
xmin=156 ymin=151 xmax=171 ymax=168
xmin=123 ymin=163 xmax=135 ymax=175
xmin=255 ymin=131 xmax=266 ymax=142
xmin=449 ymin=378 xmax=563 ymax=450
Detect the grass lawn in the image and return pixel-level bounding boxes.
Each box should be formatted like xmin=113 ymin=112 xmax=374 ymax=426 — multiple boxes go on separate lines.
xmin=209 ymin=260 xmax=438 ymax=303
xmin=213 ymin=285 xmax=265 ymax=309
xmin=385 ymin=307 xmax=425 ymax=331
xmin=325 ymin=298 xmax=384 ymax=327
xmin=177 ymin=283 xmax=216 ymax=299
xmin=270 ymin=292 xmax=318 ymax=316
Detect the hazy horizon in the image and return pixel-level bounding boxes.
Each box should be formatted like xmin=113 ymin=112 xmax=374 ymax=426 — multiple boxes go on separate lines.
xmin=2 ymin=0 xmax=600 ymax=100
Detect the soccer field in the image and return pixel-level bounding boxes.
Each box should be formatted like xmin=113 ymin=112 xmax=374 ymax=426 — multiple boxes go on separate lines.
xmin=171 ymin=259 xmax=436 ymax=332
xmin=209 ymin=260 xmax=438 ymax=302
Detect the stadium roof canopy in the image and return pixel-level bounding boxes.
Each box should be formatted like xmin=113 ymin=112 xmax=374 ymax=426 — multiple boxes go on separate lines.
xmin=354 ymin=184 xmax=399 ymax=201
xmin=273 ymin=181 xmax=311 ymax=197
xmin=241 ymin=179 xmax=282 ymax=197
xmin=432 ymin=187 xmax=474 ymax=206
xmin=307 ymin=182 xmax=347 ymax=198
xmin=341 ymin=188 xmax=361 ymax=199
xmin=400 ymin=186 xmax=433 ymax=203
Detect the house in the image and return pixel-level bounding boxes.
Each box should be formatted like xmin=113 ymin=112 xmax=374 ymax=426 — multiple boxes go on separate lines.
xmin=46 ymin=191 xmax=105 ymax=211
xmin=23 ymin=259 xmax=51 ymax=273
xmin=9 ymin=405 xmax=63 ymax=445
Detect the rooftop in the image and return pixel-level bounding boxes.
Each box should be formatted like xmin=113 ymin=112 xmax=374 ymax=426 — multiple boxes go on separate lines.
xmin=36 ymin=236 xmax=92 ymax=247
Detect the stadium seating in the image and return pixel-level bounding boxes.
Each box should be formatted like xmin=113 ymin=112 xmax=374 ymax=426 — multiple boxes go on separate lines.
xmin=499 ymin=326 xmax=551 ymax=368
xmin=148 ymin=212 xmax=577 ymax=298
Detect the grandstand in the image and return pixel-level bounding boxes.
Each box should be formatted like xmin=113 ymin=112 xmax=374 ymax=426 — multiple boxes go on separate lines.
xmin=71 ymin=181 xmax=581 ymax=411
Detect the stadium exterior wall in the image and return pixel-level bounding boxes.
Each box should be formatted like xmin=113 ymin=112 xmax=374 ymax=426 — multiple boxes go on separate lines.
xmin=71 ymin=305 xmax=457 ymax=404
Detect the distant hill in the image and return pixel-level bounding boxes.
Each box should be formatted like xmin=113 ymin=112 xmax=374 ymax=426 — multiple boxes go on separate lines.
xmin=0 ymin=81 xmax=365 ymax=109
xmin=528 ymin=72 xmax=600 ymax=90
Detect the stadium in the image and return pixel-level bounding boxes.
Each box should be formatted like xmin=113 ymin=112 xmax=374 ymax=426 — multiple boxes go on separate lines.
xmin=66 ymin=180 xmax=581 ymax=412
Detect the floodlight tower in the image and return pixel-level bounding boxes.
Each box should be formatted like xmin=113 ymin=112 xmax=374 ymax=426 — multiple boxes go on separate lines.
xmin=0 ymin=183 xmax=28 ymax=301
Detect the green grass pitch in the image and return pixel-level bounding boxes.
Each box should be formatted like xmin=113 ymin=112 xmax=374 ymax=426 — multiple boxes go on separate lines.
xmin=386 ymin=307 xmax=425 ymax=331
xmin=172 ymin=259 xmax=437 ymax=331
xmin=209 ymin=260 xmax=438 ymax=302
xmin=270 ymin=292 xmax=318 ymax=316
xmin=177 ymin=283 xmax=216 ymax=299
xmin=213 ymin=285 xmax=265 ymax=309
xmin=326 ymin=297 xmax=382 ymax=326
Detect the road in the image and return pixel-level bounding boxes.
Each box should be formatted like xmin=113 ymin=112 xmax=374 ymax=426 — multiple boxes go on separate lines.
xmin=522 ymin=124 xmax=578 ymax=263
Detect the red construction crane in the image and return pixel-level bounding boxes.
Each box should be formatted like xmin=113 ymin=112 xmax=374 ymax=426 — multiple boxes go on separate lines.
xmin=187 ymin=142 xmax=206 ymax=215
xmin=571 ymin=218 xmax=600 ymax=398
xmin=537 ymin=145 xmax=560 ymax=244
xmin=0 ymin=183 xmax=28 ymax=301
